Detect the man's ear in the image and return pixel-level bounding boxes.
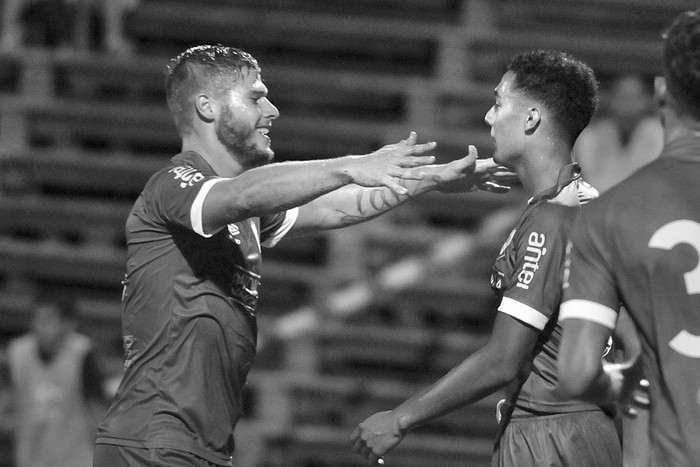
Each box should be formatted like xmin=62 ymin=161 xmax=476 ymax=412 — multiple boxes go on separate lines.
xmin=525 ymin=107 xmax=541 ymax=134
xmin=195 ymin=94 xmax=215 ymax=122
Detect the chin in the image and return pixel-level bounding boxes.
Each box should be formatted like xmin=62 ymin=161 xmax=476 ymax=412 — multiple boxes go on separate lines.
xmin=492 ymin=151 xmax=504 ymax=165
xmin=244 ymin=149 xmax=274 ymax=169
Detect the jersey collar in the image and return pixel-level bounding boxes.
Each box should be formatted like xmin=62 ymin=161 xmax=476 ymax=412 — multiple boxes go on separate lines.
xmin=170 ymin=151 xmax=216 ymax=174
xmin=528 ymin=163 xmax=582 ymax=205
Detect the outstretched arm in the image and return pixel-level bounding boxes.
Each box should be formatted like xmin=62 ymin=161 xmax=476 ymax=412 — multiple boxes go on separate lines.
xmin=201 ymin=132 xmax=436 ymax=233
xmin=351 ymin=313 xmax=539 ymax=464
xmin=291 ymin=145 xmax=516 ymax=234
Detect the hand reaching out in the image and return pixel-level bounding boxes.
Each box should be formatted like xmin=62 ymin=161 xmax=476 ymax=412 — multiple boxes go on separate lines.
xmin=474 ymin=156 xmax=520 ymax=194
xmin=345 ymin=132 xmax=437 ymax=195
xmin=421 ymin=145 xmax=518 ymax=194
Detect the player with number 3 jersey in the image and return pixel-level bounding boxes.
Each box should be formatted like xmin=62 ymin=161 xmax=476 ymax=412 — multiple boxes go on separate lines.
xmin=558 ymin=9 xmax=700 ymax=467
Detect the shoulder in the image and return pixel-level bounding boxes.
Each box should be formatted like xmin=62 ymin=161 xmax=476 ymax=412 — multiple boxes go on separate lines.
xmin=523 ymin=200 xmax=577 ymax=234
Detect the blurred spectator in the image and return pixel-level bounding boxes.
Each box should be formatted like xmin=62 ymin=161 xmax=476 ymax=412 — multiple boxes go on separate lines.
xmin=574 ymin=73 xmax=664 ymax=193
xmin=0 ymin=293 xmax=109 ymax=467
xmin=0 ymin=0 xmax=139 ymax=54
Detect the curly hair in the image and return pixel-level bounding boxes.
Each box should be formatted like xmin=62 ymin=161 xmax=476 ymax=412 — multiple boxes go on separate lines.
xmin=662 ymin=9 xmax=700 ymax=120
xmin=165 ymin=45 xmax=260 ymax=135
xmin=507 ymin=50 xmax=598 ymax=145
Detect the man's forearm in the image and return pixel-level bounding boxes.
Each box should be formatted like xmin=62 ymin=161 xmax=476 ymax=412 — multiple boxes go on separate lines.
xmin=334 ymin=176 xmax=435 ymax=225
xmin=392 ymin=347 xmax=517 ymax=432
xmin=304 ymin=166 xmax=453 ymax=230
xmin=215 ymin=157 xmax=355 ymax=219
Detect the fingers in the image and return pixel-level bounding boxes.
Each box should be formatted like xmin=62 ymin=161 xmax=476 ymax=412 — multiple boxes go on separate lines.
xmin=632 ymin=378 xmax=650 ymax=408
xmin=398 ymin=154 xmax=436 ymax=167
xmin=381 ymin=177 xmax=409 ymax=196
xmin=480 ymin=181 xmax=511 ymax=194
xmin=455 ymin=145 xmax=478 ymax=168
xmin=405 ymin=131 xmax=417 ymax=146
xmin=351 ymin=426 xmax=375 ymax=462
xmin=391 ymin=131 xmax=421 ymax=149
xmin=351 ymin=425 xmax=360 ymax=445
xmin=405 ymin=141 xmax=437 ymax=156
xmin=474 ymin=157 xmax=502 ymax=173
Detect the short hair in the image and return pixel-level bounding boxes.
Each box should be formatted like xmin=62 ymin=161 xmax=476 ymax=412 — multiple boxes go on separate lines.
xmin=165 ymin=45 xmax=261 ymax=135
xmin=506 ymin=50 xmax=598 ymax=145
xmin=662 ymin=9 xmax=700 ymax=120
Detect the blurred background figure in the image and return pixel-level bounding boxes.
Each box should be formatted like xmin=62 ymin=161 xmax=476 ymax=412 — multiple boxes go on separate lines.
xmin=0 ymin=293 xmax=109 ymax=467
xmin=0 ymin=0 xmax=138 ymax=54
xmin=574 ymin=73 xmax=664 ymax=193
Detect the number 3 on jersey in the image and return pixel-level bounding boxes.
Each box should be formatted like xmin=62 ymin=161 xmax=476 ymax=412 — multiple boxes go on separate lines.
xmin=649 ymin=219 xmax=700 ymax=358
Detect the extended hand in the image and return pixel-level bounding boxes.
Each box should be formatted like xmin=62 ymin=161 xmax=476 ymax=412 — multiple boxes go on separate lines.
xmin=351 ymin=411 xmax=405 ymax=464
xmin=603 ymin=353 xmax=645 ymax=409
xmin=474 ymin=157 xmax=519 ymax=194
xmin=430 ymin=146 xmax=518 ymax=194
xmin=624 ymin=378 xmax=650 ymax=418
xmin=345 ymin=132 xmax=437 ymax=195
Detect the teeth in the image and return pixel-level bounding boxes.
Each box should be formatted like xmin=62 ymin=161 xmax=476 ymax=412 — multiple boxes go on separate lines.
xmin=257 ymin=128 xmax=269 ymax=135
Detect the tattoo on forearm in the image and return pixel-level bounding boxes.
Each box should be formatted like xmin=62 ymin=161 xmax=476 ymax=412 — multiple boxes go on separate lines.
xmin=359 ymin=186 xmax=403 ymax=213
xmin=339 ymin=180 xmax=413 ymax=224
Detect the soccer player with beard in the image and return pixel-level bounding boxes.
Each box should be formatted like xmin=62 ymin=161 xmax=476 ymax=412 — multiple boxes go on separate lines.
xmin=93 ymin=45 xmax=514 ymax=467
xmin=558 ymin=9 xmax=700 ymax=467
xmin=352 ymin=50 xmax=622 ymax=467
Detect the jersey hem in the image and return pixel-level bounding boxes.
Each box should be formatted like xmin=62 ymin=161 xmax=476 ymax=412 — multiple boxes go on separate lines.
xmin=559 ymin=299 xmax=617 ymax=329
xmin=499 ymin=297 xmax=548 ymax=330
xmin=95 ymin=436 xmax=233 ymax=466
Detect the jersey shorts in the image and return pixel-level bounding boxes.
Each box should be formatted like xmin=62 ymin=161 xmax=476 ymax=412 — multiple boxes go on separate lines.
xmin=94 ymin=444 xmax=218 ymax=467
xmin=492 ymin=410 xmax=621 ymax=467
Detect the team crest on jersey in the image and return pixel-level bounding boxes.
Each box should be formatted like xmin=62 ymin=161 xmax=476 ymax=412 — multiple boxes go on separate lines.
xmin=227 ymin=224 xmax=241 ymax=244
xmin=169 ymin=166 xmax=205 ymax=188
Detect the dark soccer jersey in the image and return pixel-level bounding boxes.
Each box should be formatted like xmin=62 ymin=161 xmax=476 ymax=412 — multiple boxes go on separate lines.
xmin=491 ymin=164 xmax=602 ymax=417
xmin=96 ymin=151 xmax=297 ymax=465
xmin=560 ymin=136 xmax=700 ymax=467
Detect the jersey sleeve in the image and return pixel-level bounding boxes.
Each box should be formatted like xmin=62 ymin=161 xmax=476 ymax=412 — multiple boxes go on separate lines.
xmin=146 ymin=165 xmax=224 ymax=237
xmin=260 ymin=207 xmax=299 ymax=248
xmin=498 ymin=205 xmax=571 ymax=330
xmin=559 ymin=207 xmax=619 ymax=329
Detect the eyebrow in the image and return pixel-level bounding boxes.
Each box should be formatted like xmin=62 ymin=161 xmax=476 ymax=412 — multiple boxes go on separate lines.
xmin=249 ymin=89 xmax=267 ymax=98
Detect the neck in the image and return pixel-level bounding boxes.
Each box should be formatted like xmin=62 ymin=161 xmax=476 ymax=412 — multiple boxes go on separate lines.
xmin=516 ymin=139 xmax=573 ymax=197
xmin=181 ymin=135 xmax=244 ymax=177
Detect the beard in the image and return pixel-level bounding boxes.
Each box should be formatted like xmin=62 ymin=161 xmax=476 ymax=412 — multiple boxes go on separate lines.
xmin=216 ymin=105 xmax=274 ymax=170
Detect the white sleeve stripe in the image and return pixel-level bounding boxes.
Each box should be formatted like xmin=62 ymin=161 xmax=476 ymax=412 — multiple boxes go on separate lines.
xmin=262 ymin=207 xmax=299 ymax=248
xmin=559 ymin=299 xmax=617 ymax=329
xmin=498 ymin=297 xmax=549 ymax=330
xmin=191 ymin=178 xmax=224 ymax=238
